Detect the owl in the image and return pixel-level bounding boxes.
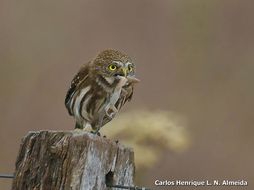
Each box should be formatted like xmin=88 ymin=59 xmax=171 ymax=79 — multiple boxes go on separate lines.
xmin=65 ymin=49 xmax=139 ymax=134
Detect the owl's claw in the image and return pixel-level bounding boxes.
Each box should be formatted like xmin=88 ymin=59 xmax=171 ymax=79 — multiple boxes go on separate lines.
xmin=91 ymin=130 xmax=101 ymax=136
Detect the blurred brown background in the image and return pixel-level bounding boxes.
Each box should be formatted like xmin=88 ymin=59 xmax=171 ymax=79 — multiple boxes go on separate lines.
xmin=1 ymin=0 xmax=254 ymax=189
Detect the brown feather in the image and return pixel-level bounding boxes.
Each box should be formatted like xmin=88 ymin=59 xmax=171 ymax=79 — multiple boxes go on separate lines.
xmin=65 ymin=63 xmax=90 ymax=115
xmin=65 ymin=49 xmax=138 ymax=132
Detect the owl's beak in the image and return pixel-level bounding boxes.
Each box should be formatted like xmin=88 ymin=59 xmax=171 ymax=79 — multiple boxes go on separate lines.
xmin=121 ymin=67 xmax=128 ymax=77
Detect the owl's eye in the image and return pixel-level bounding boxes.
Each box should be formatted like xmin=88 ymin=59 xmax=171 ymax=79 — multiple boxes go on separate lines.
xmin=108 ymin=64 xmax=117 ymax=71
xmin=128 ymin=65 xmax=133 ymax=72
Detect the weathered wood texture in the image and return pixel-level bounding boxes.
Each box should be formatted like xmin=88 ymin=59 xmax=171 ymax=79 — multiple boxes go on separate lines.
xmin=12 ymin=130 xmax=135 ymax=190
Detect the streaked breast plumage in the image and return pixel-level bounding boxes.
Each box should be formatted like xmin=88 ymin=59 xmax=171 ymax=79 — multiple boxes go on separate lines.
xmin=65 ymin=49 xmax=139 ymax=133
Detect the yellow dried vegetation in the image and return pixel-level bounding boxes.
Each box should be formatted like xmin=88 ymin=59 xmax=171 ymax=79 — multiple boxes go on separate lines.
xmin=101 ymin=110 xmax=191 ymax=169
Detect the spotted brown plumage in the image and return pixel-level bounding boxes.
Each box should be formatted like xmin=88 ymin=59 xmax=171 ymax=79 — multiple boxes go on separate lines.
xmin=65 ymin=49 xmax=139 ymax=133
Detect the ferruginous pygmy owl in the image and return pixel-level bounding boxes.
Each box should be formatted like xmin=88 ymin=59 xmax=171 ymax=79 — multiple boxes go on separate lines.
xmin=65 ymin=49 xmax=139 ymax=134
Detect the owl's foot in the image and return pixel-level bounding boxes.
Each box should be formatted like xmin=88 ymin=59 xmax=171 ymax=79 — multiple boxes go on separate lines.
xmin=90 ymin=130 xmax=101 ymax=136
xmin=74 ymin=128 xmax=82 ymax=132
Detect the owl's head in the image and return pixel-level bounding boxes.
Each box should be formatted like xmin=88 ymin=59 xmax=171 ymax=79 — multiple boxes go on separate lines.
xmin=91 ymin=49 xmax=136 ymax=79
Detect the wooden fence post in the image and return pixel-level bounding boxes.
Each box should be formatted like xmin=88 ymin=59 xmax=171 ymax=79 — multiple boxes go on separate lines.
xmin=12 ymin=130 xmax=135 ymax=190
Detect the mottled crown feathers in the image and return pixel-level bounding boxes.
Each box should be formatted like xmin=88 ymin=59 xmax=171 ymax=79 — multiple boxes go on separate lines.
xmin=93 ymin=49 xmax=132 ymax=65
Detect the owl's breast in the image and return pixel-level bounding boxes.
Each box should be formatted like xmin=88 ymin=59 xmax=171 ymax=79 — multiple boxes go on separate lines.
xmin=108 ymin=87 xmax=122 ymax=106
xmin=75 ymin=77 xmax=128 ymax=128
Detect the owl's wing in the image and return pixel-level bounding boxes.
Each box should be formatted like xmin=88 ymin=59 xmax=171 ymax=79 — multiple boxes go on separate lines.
xmin=65 ymin=63 xmax=90 ymax=115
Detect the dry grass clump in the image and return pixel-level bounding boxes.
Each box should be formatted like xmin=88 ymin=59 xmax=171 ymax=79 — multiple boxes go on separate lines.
xmin=101 ymin=110 xmax=191 ymax=169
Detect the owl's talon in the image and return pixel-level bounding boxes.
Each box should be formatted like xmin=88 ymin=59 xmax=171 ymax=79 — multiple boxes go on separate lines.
xmin=90 ymin=131 xmax=101 ymax=136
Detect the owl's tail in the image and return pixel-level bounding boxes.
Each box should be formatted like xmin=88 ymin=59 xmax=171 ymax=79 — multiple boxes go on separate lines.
xmin=75 ymin=122 xmax=83 ymax=129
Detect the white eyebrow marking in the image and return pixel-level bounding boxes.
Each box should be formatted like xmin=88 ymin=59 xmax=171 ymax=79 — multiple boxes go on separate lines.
xmin=126 ymin=62 xmax=133 ymax=66
xmin=112 ymin=61 xmax=123 ymax=66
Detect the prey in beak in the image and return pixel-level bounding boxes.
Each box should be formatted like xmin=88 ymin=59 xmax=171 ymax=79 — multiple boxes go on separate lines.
xmin=121 ymin=67 xmax=140 ymax=84
xmin=127 ymin=76 xmax=140 ymax=83
xmin=114 ymin=65 xmax=140 ymax=84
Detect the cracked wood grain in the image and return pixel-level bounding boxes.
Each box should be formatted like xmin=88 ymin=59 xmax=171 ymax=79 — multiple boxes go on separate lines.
xmin=12 ymin=130 xmax=135 ymax=190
